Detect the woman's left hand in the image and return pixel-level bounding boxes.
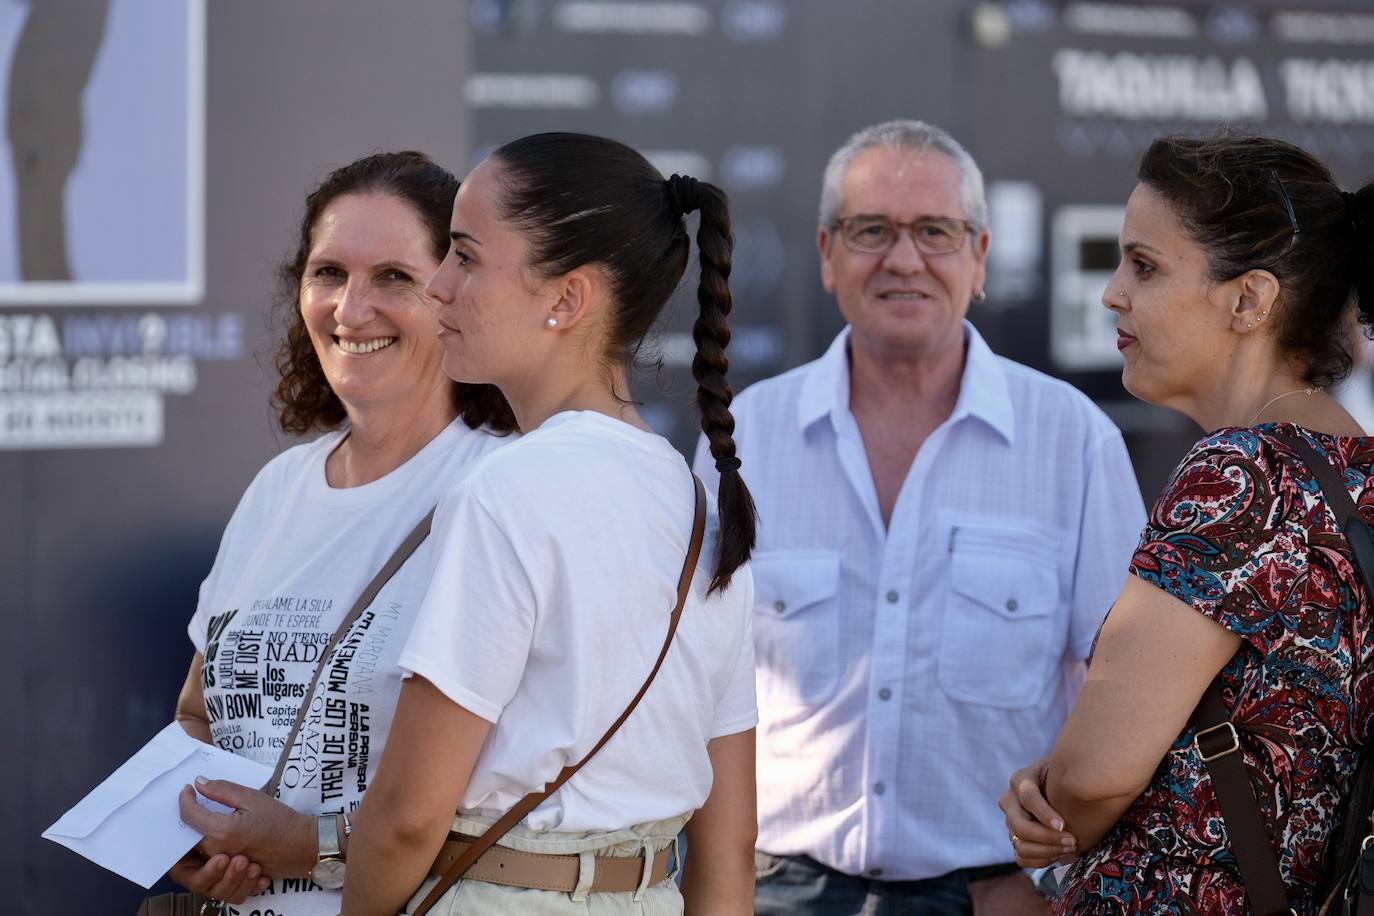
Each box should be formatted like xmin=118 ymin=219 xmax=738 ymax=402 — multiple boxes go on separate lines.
xmin=169 ymin=851 xmax=271 ymax=903
xmin=178 ymin=777 xmax=318 ymax=878
xmin=999 ymin=756 xmax=1077 ymax=869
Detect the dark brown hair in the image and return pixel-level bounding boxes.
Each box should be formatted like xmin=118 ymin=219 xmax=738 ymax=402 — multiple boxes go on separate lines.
xmin=491 ymin=132 xmax=755 ymax=592
xmin=1138 ymin=134 xmax=1374 ymax=387
xmin=272 ymin=150 xmax=516 ymax=435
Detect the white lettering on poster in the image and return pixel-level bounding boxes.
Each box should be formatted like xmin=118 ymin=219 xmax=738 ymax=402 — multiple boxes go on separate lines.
xmin=0 ymin=392 xmax=163 ymax=448
xmin=553 ymin=1 xmax=711 ymax=35
xmin=643 ymin=151 xmax=713 ymax=181
xmin=1052 ymin=49 xmax=1268 ymax=121
xmin=1280 ymin=59 xmax=1374 ymax=124
xmin=465 ymin=74 xmax=600 ymax=109
xmin=0 ymin=314 xmax=61 ymax=359
xmin=0 ymin=312 xmax=241 ymax=449
xmin=1274 ymin=12 xmax=1374 ymax=46
xmin=1063 ymin=3 xmax=1197 ymax=39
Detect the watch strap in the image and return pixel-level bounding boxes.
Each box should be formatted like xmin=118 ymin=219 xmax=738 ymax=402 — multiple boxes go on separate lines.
xmin=316 ymin=813 xmax=342 ymax=859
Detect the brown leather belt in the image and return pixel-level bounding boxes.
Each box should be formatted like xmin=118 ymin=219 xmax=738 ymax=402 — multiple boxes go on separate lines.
xmin=428 ymin=833 xmax=678 ymax=894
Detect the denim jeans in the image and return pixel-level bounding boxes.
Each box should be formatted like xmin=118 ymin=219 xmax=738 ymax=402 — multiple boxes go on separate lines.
xmin=754 ymin=853 xmax=975 ymax=916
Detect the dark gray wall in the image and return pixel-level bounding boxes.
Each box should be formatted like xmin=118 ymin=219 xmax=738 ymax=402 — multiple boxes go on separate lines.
xmin=6 ymin=3 xmax=472 ymax=913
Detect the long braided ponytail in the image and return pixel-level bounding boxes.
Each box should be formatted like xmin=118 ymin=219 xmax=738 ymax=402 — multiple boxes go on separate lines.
xmin=665 ymin=175 xmax=757 ymax=592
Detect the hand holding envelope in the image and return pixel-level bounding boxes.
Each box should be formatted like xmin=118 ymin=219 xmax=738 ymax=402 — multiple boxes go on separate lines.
xmin=42 ymin=722 xmax=276 ymax=889
xmin=178 ymin=774 xmax=319 ymax=878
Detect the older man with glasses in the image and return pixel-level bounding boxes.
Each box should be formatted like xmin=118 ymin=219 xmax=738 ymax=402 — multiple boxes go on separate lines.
xmin=693 ymin=120 xmax=1146 ymax=914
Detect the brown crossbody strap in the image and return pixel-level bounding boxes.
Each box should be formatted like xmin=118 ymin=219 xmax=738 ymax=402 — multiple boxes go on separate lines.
xmin=263 ymin=509 xmax=436 ymax=796
xmin=1193 ymin=680 xmax=1291 ymax=915
xmin=1192 ymin=430 xmax=1366 ymax=916
xmin=409 ymin=474 xmax=708 ymax=916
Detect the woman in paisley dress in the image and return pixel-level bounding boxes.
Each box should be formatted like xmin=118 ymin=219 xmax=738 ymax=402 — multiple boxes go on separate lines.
xmin=999 ymin=134 xmax=1374 ymax=914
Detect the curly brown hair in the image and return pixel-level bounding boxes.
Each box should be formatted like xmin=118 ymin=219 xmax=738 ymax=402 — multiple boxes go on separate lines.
xmin=272 ymin=151 xmax=516 ymax=435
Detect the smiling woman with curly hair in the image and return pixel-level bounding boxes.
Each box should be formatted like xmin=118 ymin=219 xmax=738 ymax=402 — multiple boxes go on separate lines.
xmin=157 ymin=150 xmax=516 ymax=916
xmin=270 ymin=152 xmax=515 ymax=436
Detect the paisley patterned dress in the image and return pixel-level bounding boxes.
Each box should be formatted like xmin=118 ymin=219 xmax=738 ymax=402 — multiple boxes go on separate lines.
xmin=1055 ymin=424 xmax=1374 ymax=915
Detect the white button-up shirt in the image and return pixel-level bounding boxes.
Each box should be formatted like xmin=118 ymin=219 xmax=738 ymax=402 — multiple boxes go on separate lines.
xmin=693 ymin=323 xmax=1145 ymax=881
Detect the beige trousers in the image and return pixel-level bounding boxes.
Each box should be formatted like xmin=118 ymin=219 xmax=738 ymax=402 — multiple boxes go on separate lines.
xmin=403 ymin=812 xmax=691 ymax=916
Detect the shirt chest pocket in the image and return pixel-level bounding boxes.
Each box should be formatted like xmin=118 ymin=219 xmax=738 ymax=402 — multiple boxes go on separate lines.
xmin=751 ymin=549 xmax=841 ymax=709
xmin=937 ymin=526 xmax=1064 ymax=709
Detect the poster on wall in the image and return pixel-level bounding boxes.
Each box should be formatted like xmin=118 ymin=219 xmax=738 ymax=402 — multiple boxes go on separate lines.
xmin=0 ymin=0 xmax=239 ymax=451
xmin=0 ymin=0 xmax=204 ymax=303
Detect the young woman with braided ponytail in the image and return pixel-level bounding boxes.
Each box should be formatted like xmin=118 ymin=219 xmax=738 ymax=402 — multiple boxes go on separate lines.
xmin=339 ymin=133 xmax=757 ymax=916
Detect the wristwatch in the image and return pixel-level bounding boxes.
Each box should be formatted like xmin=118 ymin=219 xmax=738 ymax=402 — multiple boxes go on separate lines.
xmin=310 ymin=814 xmax=346 ymax=889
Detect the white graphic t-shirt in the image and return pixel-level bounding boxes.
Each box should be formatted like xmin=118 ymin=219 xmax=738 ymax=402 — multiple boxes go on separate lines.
xmin=187 ymin=419 xmax=508 ymax=916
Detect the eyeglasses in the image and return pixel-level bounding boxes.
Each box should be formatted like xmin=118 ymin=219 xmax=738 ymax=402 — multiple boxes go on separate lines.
xmin=832 ymin=215 xmax=976 ymax=255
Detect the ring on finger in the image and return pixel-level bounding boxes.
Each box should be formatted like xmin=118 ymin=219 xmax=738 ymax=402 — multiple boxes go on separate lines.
xmin=1011 ymin=834 xmax=1020 ymax=845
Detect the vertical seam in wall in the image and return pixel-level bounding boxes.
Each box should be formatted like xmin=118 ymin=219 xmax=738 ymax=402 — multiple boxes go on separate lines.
xmin=19 ymin=451 xmax=33 ymax=897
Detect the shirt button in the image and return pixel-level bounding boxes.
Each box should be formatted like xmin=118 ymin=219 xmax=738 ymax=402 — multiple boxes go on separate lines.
xmin=869 ymin=868 xmax=883 ymax=877
xmin=885 ymin=590 xmax=899 ymax=604
xmin=1005 ymin=598 xmax=1018 ymax=612
xmin=773 ymin=600 xmax=786 ymax=614
xmin=873 ymin=782 xmax=886 ymax=795
xmin=878 ymin=687 xmax=892 ymax=701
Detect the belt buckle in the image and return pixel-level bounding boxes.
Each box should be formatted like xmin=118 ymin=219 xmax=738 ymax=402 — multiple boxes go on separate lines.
xmin=1194 ymin=721 xmax=1240 ymax=762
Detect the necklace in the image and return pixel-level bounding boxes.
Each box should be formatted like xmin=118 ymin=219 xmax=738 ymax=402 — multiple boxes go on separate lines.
xmin=1249 ymin=387 xmax=1318 ymax=426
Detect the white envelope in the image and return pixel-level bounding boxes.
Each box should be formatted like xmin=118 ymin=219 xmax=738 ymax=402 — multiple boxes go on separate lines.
xmin=42 ymin=722 xmax=275 ymax=888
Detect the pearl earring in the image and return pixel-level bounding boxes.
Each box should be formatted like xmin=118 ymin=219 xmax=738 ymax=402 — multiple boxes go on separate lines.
xmin=546 ymin=318 xmax=557 ymax=329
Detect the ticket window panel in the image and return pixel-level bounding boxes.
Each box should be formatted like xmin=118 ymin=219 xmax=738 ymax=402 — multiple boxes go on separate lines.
xmin=1051 ymin=205 xmax=1125 ymax=372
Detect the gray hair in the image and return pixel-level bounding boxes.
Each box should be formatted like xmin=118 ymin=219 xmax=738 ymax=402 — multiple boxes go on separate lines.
xmin=818 ymin=120 xmax=988 ymax=232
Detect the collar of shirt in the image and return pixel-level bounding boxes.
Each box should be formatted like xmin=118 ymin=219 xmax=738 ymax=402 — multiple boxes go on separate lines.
xmin=795 ymin=321 xmax=1015 ymax=445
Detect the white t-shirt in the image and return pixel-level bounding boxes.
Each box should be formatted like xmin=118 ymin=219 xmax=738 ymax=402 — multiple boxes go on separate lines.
xmin=187 ymin=418 xmax=508 ymax=916
xmin=399 ymin=410 xmax=758 ymax=833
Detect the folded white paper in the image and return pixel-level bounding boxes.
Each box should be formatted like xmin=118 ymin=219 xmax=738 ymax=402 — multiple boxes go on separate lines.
xmin=42 ymin=722 xmax=275 ymax=888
